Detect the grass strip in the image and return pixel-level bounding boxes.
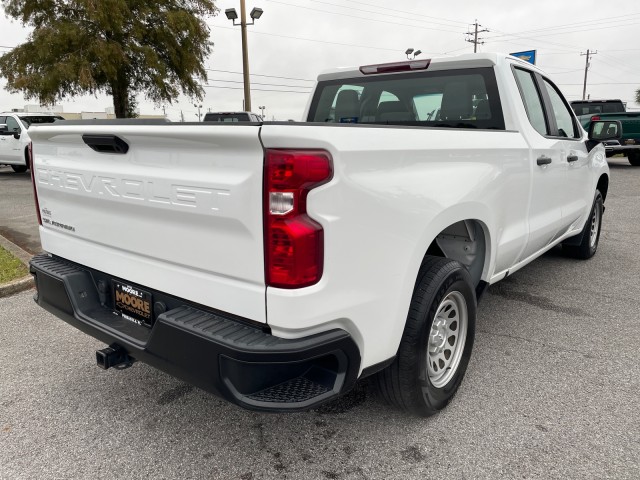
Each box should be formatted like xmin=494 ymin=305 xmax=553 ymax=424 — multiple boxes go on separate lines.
xmin=0 ymin=245 xmax=29 ymax=284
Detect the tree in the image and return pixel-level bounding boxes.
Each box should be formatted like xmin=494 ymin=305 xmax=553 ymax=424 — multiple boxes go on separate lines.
xmin=0 ymin=0 xmax=218 ymax=117
xmin=636 ymin=88 xmax=640 ymax=104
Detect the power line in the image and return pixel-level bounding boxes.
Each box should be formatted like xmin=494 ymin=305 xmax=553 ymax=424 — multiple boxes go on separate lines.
xmin=264 ymin=0 xmax=462 ymax=33
xmin=0 ymin=44 xmax=315 ymax=83
xmin=544 ymin=68 xmax=584 ymax=74
xmin=202 ymin=84 xmax=311 ymax=93
xmin=302 ymin=0 xmax=469 ymax=29
xmin=485 ymin=18 xmax=640 ymax=52
xmin=596 ymin=52 xmax=640 ymax=77
xmin=213 ymin=24 xmax=401 ymax=53
xmin=206 ymin=78 xmax=311 ymax=89
xmin=340 ymin=0 xmax=467 ymax=26
xmin=204 ymin=68 xmax=314 ymax=82
xmin=591 ymin=55 xmax=639 ymax=80
xmin=484 ymin=13 xmax=640 ymax=40
xmin=485 ymin=28 xmax=584 ymax=51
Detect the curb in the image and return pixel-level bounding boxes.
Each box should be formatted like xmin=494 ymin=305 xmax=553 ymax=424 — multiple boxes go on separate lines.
xmin=0 ymin=234 xmax=35 ymax=298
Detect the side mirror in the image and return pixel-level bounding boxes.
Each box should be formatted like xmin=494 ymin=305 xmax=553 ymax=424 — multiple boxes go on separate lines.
xmin=587 ymin=120 xmax=622 ymax=152
xmin=13 ymin=132 xmax=21 ymax=140
xmin=588 ymin=120 xmax=622 ymax=141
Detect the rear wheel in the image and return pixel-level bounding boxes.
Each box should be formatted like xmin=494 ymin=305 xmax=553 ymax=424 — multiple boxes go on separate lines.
xmin=374 ymin=256 xmax=476 ymax=416
xmin=11 ymin=165 xmax=28 ymax=173
xmin=563 ymin=190 xmax=603 ymax=259
xmin=628 ymin=153 xmax=640 ymax=166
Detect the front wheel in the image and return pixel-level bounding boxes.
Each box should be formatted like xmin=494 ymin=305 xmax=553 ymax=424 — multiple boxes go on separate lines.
xmin=562 ymin=190 xmax=603 ymax=259
xmin=11 ymin=165 xmax=28 ymax=173
xmin=628 ymin=153 xmax=640 ymax=167
xmin=374 ymin=256 xmax=476 ymax=416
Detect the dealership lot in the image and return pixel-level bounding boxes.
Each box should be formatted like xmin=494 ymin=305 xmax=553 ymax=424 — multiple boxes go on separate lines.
xmin=1 ymin=159 xmax=639 ymax=479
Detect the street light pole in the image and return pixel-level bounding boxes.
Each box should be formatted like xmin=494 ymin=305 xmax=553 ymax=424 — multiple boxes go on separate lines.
xmin=239 ymin=0 xmax=251 ymax=112
xmin=226 ymin=3 xmax=263 ymax=113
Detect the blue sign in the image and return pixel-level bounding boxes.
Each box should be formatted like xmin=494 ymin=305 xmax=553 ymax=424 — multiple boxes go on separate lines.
xmin=510 ymin=50 xmax=537 ymax=65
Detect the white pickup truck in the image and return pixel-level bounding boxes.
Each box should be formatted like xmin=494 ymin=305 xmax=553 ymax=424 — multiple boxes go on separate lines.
xmin=27 ymin=53 xmax=620 ymax=416
xmin=0 ymin=112 xmax=64 ymax=172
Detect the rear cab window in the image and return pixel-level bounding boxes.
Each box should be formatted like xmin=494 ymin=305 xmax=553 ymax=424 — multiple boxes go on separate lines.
xmin=308 ymin=67 xmax=505 ymax=130
xmin=203 ymin=113 xmax=251 ymax=122
xmin=18 ymin=115 xmax=64 ymax=129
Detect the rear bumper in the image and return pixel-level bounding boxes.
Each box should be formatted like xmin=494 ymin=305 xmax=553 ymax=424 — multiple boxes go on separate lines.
xmin=29 ymin=254 xmax=361 ymax=412
xmin=603 ymin=140 xmax=640 ymax=155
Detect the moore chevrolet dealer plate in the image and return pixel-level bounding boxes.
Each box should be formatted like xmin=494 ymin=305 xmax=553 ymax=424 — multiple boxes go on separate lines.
xmin=113 ymin=281 xmax=153 ymax=327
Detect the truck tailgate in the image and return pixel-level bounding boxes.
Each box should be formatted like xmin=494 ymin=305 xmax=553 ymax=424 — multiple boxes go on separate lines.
xmin=29 ymin=124 xmax=267 ymax=322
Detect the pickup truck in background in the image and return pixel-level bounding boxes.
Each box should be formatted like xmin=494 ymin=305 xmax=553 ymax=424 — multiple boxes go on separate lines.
xmin=27 ymin=53 xmax=620 ymax=416
xmin=570 ymin=99 xmax=640 ymax=165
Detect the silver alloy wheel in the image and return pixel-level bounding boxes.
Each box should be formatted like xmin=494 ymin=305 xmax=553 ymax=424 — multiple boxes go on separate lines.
xmin=589 ymin=202 xmax=600 ymax=248
xmin=426 ymin=291 xmax=468 ymax=388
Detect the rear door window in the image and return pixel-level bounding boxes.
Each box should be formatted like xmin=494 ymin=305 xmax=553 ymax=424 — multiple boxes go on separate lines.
xmin=513 ymin=68 xmax=549 ymax=136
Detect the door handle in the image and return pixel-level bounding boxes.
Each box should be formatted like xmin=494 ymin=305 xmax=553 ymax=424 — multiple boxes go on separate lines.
xmin=537 ymin=156 xmax=552 ymax=166
xmin=567 ymin=155 xmax=579 ymax=163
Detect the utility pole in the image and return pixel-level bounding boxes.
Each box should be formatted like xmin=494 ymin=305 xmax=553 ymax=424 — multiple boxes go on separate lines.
xmin=466 ymin=20 xmax=489 ymax=53
xmin=581 ymin=49 xmax=597 ymax=100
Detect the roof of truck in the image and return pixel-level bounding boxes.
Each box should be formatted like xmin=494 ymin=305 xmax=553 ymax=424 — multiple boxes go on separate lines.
xmin=316 ymin=52 xmax=542 ymax=82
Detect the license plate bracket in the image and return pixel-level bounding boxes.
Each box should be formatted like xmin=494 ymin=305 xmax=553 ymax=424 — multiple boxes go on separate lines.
xmin=113 ymin=281 xmax=154 ymax=328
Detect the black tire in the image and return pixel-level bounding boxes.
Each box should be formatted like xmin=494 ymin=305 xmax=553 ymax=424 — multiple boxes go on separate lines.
xmin=562 ymin=190 xmax=603 ymax=259
xmin=628 ymin=153 xmax=640 ymax=167
xmin=374 ymin=256 xmax=476 ymax=416
xmin=11 ymin=165 xmax=28 ymax=173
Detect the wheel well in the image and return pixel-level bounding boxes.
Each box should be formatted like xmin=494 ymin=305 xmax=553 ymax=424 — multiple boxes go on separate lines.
xmin=597 ymin=174 xmax=609 ymax=202
xmin=424 ymin=220 xmax=487 ymax=287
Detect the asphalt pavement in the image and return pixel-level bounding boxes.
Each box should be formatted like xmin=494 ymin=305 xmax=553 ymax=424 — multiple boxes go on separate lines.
xmin=0 ymin=158 xmax=639 ymax=479
xmin=0 ymin=166 xmax=41 ymax=254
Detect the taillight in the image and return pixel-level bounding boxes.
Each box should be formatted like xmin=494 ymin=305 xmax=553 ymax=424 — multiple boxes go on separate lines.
xmin=591 ymin=115 xmax=601 ymax=121
xmin=28 ymin=142 xmax=42 ymax=226
xmin=264 ymin=149 xmax=333 ymax=288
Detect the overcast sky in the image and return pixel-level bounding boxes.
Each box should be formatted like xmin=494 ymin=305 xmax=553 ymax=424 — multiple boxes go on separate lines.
xmin=1 ymin=0 xmax=639 ymax=121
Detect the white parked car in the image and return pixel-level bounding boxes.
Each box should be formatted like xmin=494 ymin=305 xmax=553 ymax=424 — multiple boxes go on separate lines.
xmin=0 ymin=112 xmax=64 ymax=172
